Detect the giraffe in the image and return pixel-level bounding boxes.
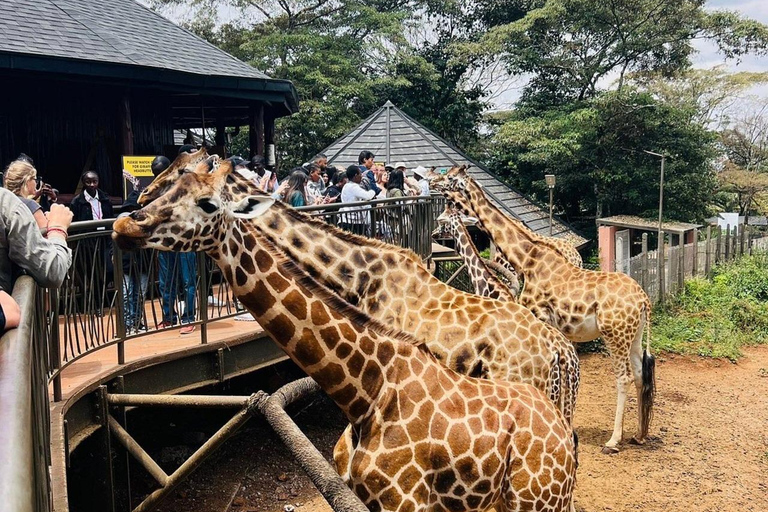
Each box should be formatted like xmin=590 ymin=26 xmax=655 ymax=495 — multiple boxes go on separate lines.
xmin=441 ymin=209 xmax=519 ymax=301
xmin=437 ymin=170 xmax=656 ymax=454
xmin=112 ymin=165 xmax=578 ymax=511
xmin=137 ymin=147 xmax=211 ymax=206
xmin=138 ymin=159 xmax=581 ymax=428
xmin=432 ymin=167 xmax=583 ymax=268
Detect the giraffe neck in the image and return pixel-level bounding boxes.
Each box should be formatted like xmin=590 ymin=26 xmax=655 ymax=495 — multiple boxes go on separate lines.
xmin=448 ymin=216 xmax=514 ymax=301
xmin=450 ymin=183 xmax=537 ymax=272
xmin=209 ymin=225 xmax=412 ymax=424
xmin=250 ymin=203 xmax=427 ymax=310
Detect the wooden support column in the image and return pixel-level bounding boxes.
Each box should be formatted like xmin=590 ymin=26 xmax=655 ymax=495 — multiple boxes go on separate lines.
xmin=249 ymin=105 xmax=265 ymax=158
xmin=265 ymin=111 xmax=275 ymax=167
xmin=691 ymin=228 xmax=698 ymax=276
xmin=119 ymin=94 xmax=134 ymax=157
xmin=704 ymin=226 xmax=712 ymax=276
xmin=215 ymin=117 xmax=226 ymax=149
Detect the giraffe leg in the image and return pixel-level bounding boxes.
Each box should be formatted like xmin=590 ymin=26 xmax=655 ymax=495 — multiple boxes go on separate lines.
xmin=602 ymin=373 xmax=632 ymax=454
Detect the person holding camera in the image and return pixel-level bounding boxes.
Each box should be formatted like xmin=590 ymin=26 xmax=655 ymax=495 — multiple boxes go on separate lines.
xmin=2 ymin=157 xmax=50 ymax=229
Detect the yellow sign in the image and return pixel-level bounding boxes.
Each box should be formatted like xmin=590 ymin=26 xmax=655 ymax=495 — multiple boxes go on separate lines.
xmin=122 ymin=156 xmax=155 ymax=178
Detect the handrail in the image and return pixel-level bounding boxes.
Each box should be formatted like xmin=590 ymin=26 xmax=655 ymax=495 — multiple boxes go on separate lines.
xmin=0 ymin=276 xmax=49 ymax=512
xmin=40 ymin=195 xmax=437 ymax=400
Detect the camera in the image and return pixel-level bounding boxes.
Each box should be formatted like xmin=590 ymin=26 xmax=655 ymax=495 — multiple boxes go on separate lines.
xmin=35 ymin=175 xmax=43 ymax=186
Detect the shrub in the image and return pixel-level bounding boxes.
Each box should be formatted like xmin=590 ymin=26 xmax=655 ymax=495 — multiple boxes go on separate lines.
xmin=653 ymin=253 xmax=768 ymax=360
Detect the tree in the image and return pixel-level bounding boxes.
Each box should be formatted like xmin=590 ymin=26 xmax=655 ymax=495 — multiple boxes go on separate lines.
xmin=718 ymin=163 xmax=768 ymax=218
xmin=488 ymin=90 xmax=718 ymax=224
xmin=468 ymin=0 xmax=768 ymax=103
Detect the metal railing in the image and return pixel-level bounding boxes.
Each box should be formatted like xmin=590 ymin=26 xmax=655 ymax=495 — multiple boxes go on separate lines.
xmin=0 ymin=276 xmax=50 ymax=512
xmin=39 ymin=195 xmax=436 ymax=400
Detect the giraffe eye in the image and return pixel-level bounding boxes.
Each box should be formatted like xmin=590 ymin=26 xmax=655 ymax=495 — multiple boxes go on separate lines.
xmin=197 ymin=198 xmax=219 ymax=214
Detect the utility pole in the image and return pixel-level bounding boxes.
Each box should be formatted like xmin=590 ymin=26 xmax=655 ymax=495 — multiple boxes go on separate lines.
xmin=545 ymin=174 xmax=556 ymax=236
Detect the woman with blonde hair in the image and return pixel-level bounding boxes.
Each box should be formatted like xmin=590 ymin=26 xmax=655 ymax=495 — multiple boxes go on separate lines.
xmin=3 ymin=158 xmax=47 ymax=229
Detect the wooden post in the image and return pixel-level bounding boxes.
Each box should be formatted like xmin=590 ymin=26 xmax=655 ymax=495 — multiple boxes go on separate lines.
xmin=657 ymin=232 xmax=665 ymax=303
xmin=641 ymin=233 xmax=648 ymax=292
xmin=678 ymin=234 xmax=685 ymax=290
xmin=249 ymin=104 xmax=265 ymax=158
xmin=119 ymin=94 xmax=134 ymax=156
xmin=691 ymin=228 xmax=698 ymax=276
xmin=746 ymin=225 xmax=752 ymax=255
xmin=704 ymin=225 xmax=712 ymax=276
xmin=715 ymin=226 xmax=722 ymax=264
xmin=725 ymin=225 xmax=731 ymax=261
xmin=739 ymin=224 xmax=745 ymax=256
xmin=215 ymin=118 xmax=226 ymax=149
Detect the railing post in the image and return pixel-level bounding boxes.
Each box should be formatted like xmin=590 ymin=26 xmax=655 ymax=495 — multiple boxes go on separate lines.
xmin=96 ymin=386 xmax=117 ymax=512
xmin=724 ymin=224 xmax=731 ymax=261
xmin=657 ymin=232 xmax=665 ymax=303
xmin=641 ymin=233 xmax=648 ymax=292
xmin=112 ymin=240 xmax=126 ymax=365
xmin=48 ymin=287 xmax=63 ymax=402
xmin=704 ymin=225 xmax=712 ymax=277
xmin=691 ymin=228 xmax=698 ymax=276
xmin=197 ymin=252 xmax=209 ymax=345
xmin=678 ymin=234 xmax=685 ymax=290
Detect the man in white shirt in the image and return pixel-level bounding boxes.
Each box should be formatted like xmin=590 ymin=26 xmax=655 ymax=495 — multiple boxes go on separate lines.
xmin=340 ymin=165 xmax=376 ymax=235
xmin=412 ymin=166 xmax=430 ymax=196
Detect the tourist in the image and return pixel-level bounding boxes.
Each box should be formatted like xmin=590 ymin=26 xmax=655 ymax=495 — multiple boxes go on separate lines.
xmin=357 ymin=151 xmax=381 ymax=195
xmin=2 ymin=158 xmax=48 ymax=229
xmin=340 ymin=165 xmax=375 ymax=235
xmin=386 ymin=166 xmax=407 ymax=198
xmin=412 ymin=166 xmax=430 ymax=196
xmin=283 ymin=170 xmax=310 ymax=207
xmin=69 ymin=171 xmax=114 ymax=222
xmin=151 ymin=156 xmax=171 ymax=176
xmin=117 ymin=195 xmax=150 ymax=334
xmin=323 ymin=168 xmax=347 ymax=203
xmin=0 ymin=290 xmax=20 ymax=332
xmin=0 ymin=188 xmax=72 ymax=291
xmin=306 ymin=163 xmax=326 ymax=200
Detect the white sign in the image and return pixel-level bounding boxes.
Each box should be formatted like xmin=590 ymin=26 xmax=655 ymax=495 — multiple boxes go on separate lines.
xmin=717 ymin=212 xmax=739 ymax=233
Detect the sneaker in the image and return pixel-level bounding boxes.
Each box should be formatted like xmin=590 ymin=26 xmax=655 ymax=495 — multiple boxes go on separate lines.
xmin=235 ymin=313 xmax=256 ymax=322
xmin=156 ymin=320 xmax=175 ymax=329
xmin=208 ymin=296 xmax=224 ymax=306
xmin=179 ymin=325 xmax=196 ymax=335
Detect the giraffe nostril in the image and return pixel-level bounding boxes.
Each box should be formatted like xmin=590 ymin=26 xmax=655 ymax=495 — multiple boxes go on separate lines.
xmin=130 ymin=210 xmax=148 ymax=222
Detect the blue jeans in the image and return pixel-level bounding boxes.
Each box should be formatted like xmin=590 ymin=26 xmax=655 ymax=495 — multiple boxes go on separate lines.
xmin=122 ymin=272 xmax=149 ymax=331
xmin=158 ymin=252 xmax=197 ymax=324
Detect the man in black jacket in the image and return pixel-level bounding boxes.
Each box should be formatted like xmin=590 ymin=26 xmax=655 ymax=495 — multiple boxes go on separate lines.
xmin=69 ymin=171 xmax=114 ymax=222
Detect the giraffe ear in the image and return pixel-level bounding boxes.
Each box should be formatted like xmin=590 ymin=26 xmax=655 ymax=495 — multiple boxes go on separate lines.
xmin=230 ymin=195 xmax=275 ymax=219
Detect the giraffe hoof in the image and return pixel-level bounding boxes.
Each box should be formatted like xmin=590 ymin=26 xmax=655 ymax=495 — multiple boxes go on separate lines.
xmin=629 ymin=437 xmax=645 ymax=446
xmin=601 ymin=446 xmax=620 ymax=455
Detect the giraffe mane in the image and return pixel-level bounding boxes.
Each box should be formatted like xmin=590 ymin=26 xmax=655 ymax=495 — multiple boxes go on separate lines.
xmin=260 ymin=233 xmax=431 ymax=352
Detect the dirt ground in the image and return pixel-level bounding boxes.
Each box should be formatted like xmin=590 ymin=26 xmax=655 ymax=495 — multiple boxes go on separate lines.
xmin=157 ymin=346 xmax=768 ymax=512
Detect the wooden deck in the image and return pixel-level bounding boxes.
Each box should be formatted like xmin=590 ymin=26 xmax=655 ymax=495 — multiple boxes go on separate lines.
xmin=55 ymin=315 xmax=265 ymax=400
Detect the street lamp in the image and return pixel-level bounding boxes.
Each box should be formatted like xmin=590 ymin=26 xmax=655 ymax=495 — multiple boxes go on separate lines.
xmin=545 ymin=174 xmax=556 ymax=235
xmin=644 ymin=150 xmax=667 ymax=301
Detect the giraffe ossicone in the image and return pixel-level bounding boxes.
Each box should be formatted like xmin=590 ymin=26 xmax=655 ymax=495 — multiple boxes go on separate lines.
xmin=112 ymin=163 xmax=578 ymax=511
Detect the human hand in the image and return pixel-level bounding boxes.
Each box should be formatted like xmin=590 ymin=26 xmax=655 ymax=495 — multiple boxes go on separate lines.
xmin=41 ymin=183 xmax=58 ymax=201
xmin=47 ymin=204 xmax=73 ymax=230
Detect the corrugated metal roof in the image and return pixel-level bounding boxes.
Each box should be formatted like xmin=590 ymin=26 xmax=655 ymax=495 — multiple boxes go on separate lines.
xmin=0 ymin=0 xmax=269 ymax=80
xmin=323 ymin=101 xmax=588 ymax=246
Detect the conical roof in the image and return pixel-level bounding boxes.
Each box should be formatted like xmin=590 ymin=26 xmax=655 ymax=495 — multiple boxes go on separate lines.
xmin=323 ymin=102 xmax=588 ymax=246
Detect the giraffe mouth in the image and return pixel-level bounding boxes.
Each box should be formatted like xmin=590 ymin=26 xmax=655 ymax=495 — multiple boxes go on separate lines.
xmin=112 ymin=216 xmax=149 ymax=251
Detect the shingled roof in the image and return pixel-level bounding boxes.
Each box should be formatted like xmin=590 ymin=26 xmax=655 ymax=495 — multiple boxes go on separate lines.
xmin=0 ymin=0 xmax=297 ymax=111
xmin=323 ymin=101 xmax=588 ymax=247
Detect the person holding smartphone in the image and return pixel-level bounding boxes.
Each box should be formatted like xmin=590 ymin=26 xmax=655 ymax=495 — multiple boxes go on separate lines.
xmin=322 ymin=167 xmax=347 ymax=204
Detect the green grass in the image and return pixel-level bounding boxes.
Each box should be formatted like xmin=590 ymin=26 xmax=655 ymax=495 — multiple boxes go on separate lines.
xmin=653 ymin=253 xmax=768 ymax=361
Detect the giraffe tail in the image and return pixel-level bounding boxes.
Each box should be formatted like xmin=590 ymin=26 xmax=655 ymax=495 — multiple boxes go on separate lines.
xmin=549 ymin=349 xmax=579 ymax=426
xmin=640 ymin=299 xmax=656 ymax=441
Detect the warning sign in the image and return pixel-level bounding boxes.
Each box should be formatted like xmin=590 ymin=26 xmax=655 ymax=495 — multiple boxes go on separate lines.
xmin=121 ymin=156 xmax=157 ymax=200
xmin=122 ymin=156 xmax=155 ymax=177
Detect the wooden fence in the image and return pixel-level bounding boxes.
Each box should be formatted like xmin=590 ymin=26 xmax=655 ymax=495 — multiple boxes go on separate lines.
xmin=614 ymin=225 xmax=768 ymax=303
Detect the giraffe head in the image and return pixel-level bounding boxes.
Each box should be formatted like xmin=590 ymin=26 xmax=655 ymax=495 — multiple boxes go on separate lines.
xmin=114 ymin=159 xmax=273 ymax=254
xmin=137 ymin=147 xmax=213 ymax=206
